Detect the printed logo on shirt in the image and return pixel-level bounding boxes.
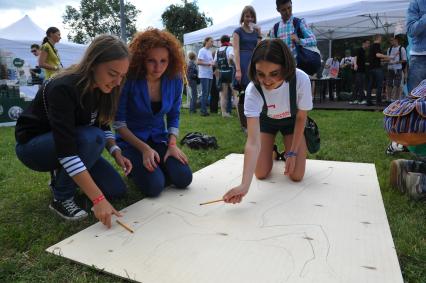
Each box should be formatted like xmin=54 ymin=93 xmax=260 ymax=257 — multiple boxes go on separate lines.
xmin=270 ymin=111 xmax=291 ymax=119
xmin=267 ymin=104 xmax=276 ymax=109
xmin=90 ymin=111 xmax=98 ymax=125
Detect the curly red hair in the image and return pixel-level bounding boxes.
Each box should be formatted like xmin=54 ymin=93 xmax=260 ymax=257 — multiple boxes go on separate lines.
xmin=128 ymin=28 xmax=184 ymax=80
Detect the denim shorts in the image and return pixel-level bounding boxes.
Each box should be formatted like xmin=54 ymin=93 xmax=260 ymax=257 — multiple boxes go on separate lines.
xmin=260 ymin=116 xmax=296 ymax=136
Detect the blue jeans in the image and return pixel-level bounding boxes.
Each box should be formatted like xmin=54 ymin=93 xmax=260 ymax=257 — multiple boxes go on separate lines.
xmin=200 ymin=78 xmax=212 ymax=114
xmin=15 ymin=126 xmax=127 ymax=201
xmin=367 ymin=68 xmax=384 ymax=103
xmin=122 ymin=141 xmax=192 ymax=197
xmin=189 ymin=80 xmax=198 ymax=113
xmin=408 ymin=55 xmax=426 ymax=93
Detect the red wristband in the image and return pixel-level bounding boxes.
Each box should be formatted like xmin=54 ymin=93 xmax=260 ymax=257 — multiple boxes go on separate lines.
xmin=92 ymin=194 xmax=105 ymax=206
xmin=168 ymin=141 xmax=176 ymax=147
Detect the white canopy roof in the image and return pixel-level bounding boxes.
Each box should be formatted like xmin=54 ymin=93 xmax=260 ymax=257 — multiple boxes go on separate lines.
xmin=0 ymin=15 xmax=86 ymax=68
xmin=184 ymin=0 xmax=409 ymax=45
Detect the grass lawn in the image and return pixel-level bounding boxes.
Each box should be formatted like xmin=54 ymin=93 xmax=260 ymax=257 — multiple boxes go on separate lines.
xmin=0 ymin=109 xmax=425 ymax=282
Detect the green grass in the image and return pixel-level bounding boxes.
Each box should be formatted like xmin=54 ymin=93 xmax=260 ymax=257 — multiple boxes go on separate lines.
xmin=0 ymin=109 xmax=425 ymax=282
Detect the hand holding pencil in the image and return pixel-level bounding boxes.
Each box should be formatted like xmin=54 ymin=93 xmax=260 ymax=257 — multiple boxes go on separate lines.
xmin=223 ymin=184 xmax=249 ymax=204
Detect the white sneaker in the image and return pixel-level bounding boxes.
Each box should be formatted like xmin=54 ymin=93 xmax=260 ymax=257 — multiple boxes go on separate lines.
xmin=349 ymin=100 xmax=359 ymax=105
xmin=359 ymin=100 xmax=367 ymax=105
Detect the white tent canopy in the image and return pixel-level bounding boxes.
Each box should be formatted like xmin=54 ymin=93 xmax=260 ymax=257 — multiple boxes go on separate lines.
xmin=0 ymin=15 xmax=86 ymax=68
xmin=183 ymin=0 xmax=409 ymax=45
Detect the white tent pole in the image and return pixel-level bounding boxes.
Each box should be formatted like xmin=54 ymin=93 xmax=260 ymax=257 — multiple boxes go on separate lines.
xmin=119 ymin=0 xmax=126 ymax=42
xmin=328 ymin=39 xmax=332 ymax=58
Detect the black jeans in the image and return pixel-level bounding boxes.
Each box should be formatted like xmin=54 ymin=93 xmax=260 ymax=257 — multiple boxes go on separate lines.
xmin=367 ymin=68 xmax=384 ymax=104
xmin=352 ymin=72 xmax=366 ymax=101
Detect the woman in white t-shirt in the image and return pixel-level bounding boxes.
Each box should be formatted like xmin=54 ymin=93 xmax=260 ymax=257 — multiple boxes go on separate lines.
xmin=197 ymin=37 xmax=214 ymax=116
xmin=223 ymin=39 xmax=313 ymax=204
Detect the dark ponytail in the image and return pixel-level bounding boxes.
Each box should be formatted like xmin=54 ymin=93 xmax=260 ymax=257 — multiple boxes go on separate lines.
xmin=42 ymin=27 xmax=60 ymax=44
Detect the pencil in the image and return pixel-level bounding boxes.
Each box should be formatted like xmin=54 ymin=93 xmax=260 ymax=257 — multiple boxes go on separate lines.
xmin=116 ymin=219 xmax=134 ymax=233
xmin=199 ymin=199 xmax=224 ymax=206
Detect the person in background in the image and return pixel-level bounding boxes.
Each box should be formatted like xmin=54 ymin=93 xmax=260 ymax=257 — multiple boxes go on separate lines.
xmin=233 ymin=5 xmax=262 ymax=133
xmin=38 ymin=27 xmax=62 ymax=79
xmin=351 ymin=39 xmax=370 ymax=105
xmin=269 ymin=0 xmax=317 ymax=61
xmin=30 ymin=44 xmax=45 ymax=85
xmin=385 ymin=36 xmax=407 ymax=103
xmin=214 ymin=34 xmax=237 ymax=117
xmin=322 ymin=55 xmax=340 ymax=101
xmin=197 ymin=37 xmax=214 ymax=116
xmin=114 ymin=28 xmax=192 ymax=198
xmin=223 ymin=39 xmax=312 ymax=204
xmin=15 ymin=35 xmax=132 ymax=225
xmin=340 ymin=49 xmax=354 ymax=94
xmin=186 ymin=51 xmax=199 ymax=114
xmin=210 ymin=50 xmax=220 ymax=114
xmin=366 ymin=34 xmax=389 ymax=106
xmin=406 ymin=0 xmax=426 ymax=93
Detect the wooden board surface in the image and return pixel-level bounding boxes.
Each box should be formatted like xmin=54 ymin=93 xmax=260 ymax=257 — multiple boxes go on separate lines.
xmin=47 ymin=154 xmax=403 ymax=283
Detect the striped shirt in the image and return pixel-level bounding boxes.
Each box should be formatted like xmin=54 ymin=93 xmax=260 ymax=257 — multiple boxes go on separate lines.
xmin=269 ymin=16 xmax=317 ymax=57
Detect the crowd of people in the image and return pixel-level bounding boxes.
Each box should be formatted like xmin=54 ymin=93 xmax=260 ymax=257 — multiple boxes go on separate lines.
xmin=15 ymin=0 xmax=424 ymax=227
xmin=318 ymin=34 xmax=408 ymax=106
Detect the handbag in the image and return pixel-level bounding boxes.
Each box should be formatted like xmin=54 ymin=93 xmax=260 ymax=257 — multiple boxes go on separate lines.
xmin=383 ymin=79 xmax=426 ymax=146
xmin=295 ymin=45 xmax=321 ymax=76
xmin=304 ymin=116 xmax=320 ymax=153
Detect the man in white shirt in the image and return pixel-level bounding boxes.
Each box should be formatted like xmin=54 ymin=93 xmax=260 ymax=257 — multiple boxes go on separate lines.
xmin=385 ymin=36 xmax=407 ymax=102
xmin=197 ymin=37 xmax=214 ymax=116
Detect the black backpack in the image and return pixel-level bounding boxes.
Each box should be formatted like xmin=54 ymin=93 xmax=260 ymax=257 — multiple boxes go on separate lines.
xmin=216 ymin=47 xmax=233 ymax=84
xmin=388 ymin=45 xmax=407 ymax=70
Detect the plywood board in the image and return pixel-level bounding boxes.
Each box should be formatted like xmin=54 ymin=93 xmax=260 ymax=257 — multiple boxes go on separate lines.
xmin=46 ymin=154 xmax=403 ymax=283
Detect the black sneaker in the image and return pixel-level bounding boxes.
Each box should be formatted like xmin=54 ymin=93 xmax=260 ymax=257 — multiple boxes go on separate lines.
xmin=49 ymin=198 xmax=88 ymax=220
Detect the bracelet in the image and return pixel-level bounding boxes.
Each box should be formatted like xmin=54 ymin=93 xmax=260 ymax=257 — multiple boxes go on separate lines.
xmin=284 ymin=151 xmax=297 ymax=158
xmin=92 ymin=194 xmax=105 ymax=205
xmin=108 ymin=145 xmax=121 ymax=155
xmin=168 ymin=141 xmax=177 ymax=147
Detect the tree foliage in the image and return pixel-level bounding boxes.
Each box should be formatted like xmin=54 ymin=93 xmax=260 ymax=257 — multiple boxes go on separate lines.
xmin=161 ymin=0 xmax=213 ymax=42
xmin=63 ymin=0 xmax=140 ymax=44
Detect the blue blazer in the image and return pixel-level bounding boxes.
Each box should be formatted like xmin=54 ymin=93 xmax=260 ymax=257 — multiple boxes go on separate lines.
xmin=114 ymin=76 xmax=183 ymax=147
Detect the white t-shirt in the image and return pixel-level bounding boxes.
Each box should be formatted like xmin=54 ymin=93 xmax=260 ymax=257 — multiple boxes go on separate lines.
xmin=387 ymin=45 xmax=407 ymax=70
xmin=340 ymin=56 xmax=354 ymax=67
xmin=323 ymin=58 xmax=340 ymax=78
xmin=244 ymin=69 xmax=313 ymax=119
xmin=197 ymin=47 xmax=214 ymax=79
xmin=213 ymin=46 xmax=234 ymax=64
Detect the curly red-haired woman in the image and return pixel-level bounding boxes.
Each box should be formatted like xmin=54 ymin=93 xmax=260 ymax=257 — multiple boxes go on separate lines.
xmin=114 ymin=28 xmax=192 ymax=197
